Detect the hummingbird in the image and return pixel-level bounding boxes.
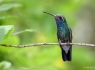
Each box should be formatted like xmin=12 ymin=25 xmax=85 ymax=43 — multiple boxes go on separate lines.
xmin=43 ymin=11 xmax=72 ymax=61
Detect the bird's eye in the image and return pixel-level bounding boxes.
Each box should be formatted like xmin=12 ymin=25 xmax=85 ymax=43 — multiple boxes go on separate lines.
xmin=59 ymin=16 xmax=63 ymax=20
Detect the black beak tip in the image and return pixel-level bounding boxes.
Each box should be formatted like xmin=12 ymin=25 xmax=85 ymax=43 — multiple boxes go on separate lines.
xmin=43 ymin=11 xmax=48 ymax=14
xmin=43 ymin=11 xmax=56 ymax=18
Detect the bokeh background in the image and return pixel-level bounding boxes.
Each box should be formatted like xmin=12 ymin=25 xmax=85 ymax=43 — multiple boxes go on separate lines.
xmin=0 ymin=0 xmax=95 ymax=70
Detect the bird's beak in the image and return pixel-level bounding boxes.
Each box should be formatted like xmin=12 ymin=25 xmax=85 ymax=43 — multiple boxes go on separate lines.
xmin=43 ymin=11 xmax=56 ymax=18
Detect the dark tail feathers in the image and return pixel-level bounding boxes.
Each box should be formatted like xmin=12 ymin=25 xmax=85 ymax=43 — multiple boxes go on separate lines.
xmin=61 ymin=47 xmax=72 ymax=61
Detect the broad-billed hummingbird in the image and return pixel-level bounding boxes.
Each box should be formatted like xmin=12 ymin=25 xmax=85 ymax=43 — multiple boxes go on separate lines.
xmin=43 ymin=11 xmax=72 ymax=61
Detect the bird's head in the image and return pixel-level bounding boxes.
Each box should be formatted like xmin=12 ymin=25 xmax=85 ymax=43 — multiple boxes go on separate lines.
xmin=43 ymin=11 xmax=66 ymax=23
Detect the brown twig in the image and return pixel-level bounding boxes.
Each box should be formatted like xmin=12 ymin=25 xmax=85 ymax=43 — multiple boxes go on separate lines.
xmin=0 ymin=43 xmax=95 ymax=48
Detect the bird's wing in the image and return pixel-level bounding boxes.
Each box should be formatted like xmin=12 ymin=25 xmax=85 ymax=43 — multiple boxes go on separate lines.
xmin=68 ymin=27 xmax=72 ymax=42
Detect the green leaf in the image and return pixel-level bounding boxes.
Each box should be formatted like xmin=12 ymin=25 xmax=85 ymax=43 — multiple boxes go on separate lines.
xmin=13 ymin=29 xmax=35 ymax=35
xmin=0 ymin=25 xmax=14 ymax=43
xmin=0 ymin=61 xmax=11 ymax=70
xmin=0 ymin=3 xmax=22 ymax=12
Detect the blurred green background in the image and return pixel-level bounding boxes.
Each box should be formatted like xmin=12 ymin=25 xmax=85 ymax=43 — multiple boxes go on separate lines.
xmin=0 ymin=0 xmax=95 ymax=70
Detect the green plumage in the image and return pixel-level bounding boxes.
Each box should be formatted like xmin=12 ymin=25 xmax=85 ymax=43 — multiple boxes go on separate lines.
xmin=43 ymin=11 xmax=72 ymax=61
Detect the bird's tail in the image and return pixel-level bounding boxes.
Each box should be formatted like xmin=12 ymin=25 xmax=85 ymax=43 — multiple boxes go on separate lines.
xmin=61 ymin=46 xmax=72 ymax=61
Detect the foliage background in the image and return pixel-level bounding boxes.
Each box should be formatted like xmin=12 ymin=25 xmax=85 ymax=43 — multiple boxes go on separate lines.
xmin=0 ymin=0 xmax=95 ymax=70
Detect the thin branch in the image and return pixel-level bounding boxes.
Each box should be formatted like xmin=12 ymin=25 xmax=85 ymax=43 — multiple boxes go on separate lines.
xmin=0 ymin=43 xmax=95 ymax=48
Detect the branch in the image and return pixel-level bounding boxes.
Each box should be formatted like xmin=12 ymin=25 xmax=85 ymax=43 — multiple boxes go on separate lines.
xmin=0 ymin=43 xmax=95 ymax=48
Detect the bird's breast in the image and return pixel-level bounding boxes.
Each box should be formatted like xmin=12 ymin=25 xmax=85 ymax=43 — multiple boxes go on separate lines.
xmin=57 ymin=27 xmax=69 ymax=40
